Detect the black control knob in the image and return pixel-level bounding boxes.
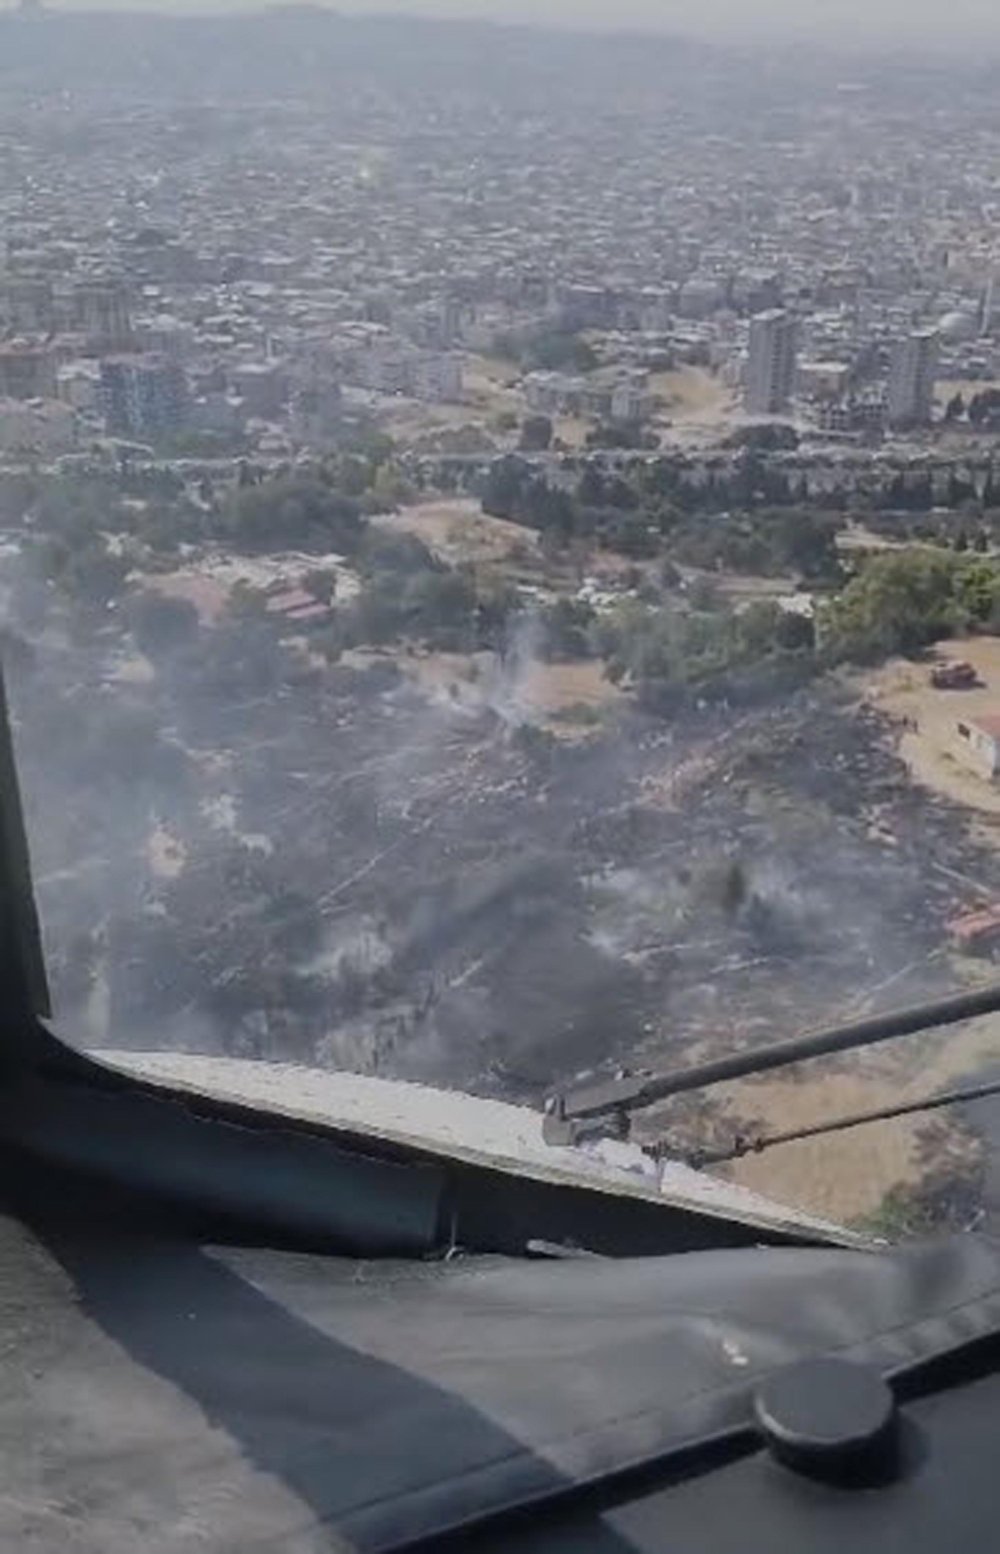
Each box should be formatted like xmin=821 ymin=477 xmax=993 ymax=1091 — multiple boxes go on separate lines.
xmin=754 ymin=1358 xmax=898 ymax=1481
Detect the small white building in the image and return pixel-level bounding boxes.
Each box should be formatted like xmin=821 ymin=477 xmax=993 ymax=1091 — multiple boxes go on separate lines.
xmin=524 ymin=370 xmax=585 ymax=415
xmin=955 ymin=714 xmax=1000 ymax=780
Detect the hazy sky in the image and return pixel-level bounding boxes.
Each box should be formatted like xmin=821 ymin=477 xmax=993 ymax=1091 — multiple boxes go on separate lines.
xmin=23 ymin=0 xmax=1000 ymax=47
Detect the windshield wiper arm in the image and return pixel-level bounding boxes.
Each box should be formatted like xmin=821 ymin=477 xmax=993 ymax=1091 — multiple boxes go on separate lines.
xmin=543 ymin=980 xmax=1000 ymax=1146
xmin=685 ymin=1071 xmax=1000 ymax=1168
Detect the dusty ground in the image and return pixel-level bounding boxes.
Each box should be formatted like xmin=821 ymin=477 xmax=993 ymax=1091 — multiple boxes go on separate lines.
xmin=650 ymin=365 xmax=740 ymax=449
xmin=463 ymin=352 xmax=520 ymax=396
xmin=372 ymin=498 xmax=542 ymax=570
xmin=148 ymin=550 xmax=361 ymax=625
xmin=553 ymin=415 xmax=591 ymax=450
xmin=651 ymin=365 xmax=732 ymax=421
xmin=937 ymin=379 xmax=1000 ymax=404
xmin=382 ymin=401 xmax=494 ymax=446
xmin=508 ymin=658 xmax=623 ymax=738
xmin=678 ymin=566 xmax=803 ymax=607
xmin=837 ymin=522 xmax=912 ymax=555
xmin=460 ymin=353 xmax=523 ymax=426
xmin=864 ymin=637 xmax=1000 ymax=826
xmin=717 ymin=1004 xmax=1000 ymax=1224
xmin=694 ymin=642 xmax=1000 ymax=1225
xmin=343 ymin=645 xmax=621 ymax=735
xmin=622 ymin=654 xmax=1000 ymax=1228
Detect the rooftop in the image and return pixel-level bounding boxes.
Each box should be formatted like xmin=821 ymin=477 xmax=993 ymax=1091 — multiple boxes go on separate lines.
xmin=966 ymin=713 xmax=1000 ymax=740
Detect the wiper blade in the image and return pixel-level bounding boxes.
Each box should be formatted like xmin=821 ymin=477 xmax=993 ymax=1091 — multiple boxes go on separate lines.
xmin=543 ymin=980 xmax=1000 ymax=1146
xmin=684 ymin=1072 xmax=1000 ymax=1168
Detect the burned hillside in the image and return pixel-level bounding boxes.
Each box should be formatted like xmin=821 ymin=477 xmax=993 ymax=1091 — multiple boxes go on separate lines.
xmin=9 ymin=617 xmax=994 ymax=1116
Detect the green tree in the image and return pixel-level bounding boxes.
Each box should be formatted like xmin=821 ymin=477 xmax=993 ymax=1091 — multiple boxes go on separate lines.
xmin=218 ymin=477 xmax=366 ymax=554
xmin=359 ymin=529 xmax=440 ymax=578
xmin=520 ymin=414 xmax=554 ymax=452
xmin=522 ymin=330 xmax=597 ymax=374
xmin=127 ymin=591 xmax=200 ymax=657
xmin=537 ymin=598 xmax=596 ymax=660
xmin=585 ymin=420 xmax=656 ymax=451
xmin=480 ymin=456 xmax=531 ymax=520
xmin=302 ymin=567 xmax=338 ymax=605
xmin=953 ymin=557 xmax=1000 ymax=628
xmin=37 ymin=535 xmax=130 ymax=608
xmin=822 ymin=549 xmax=963 ymax=663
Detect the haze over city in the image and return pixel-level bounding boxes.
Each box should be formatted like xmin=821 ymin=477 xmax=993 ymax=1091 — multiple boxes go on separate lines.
xmin=4 ymin=0 xmax=1000 ymax=1242
xmin=3 ymin=0 xmax=1000 ymax=49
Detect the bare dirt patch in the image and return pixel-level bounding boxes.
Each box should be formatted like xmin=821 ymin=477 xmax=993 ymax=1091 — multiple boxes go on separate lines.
xmin=716 ymin=1005 xmax=1000 ymax=1223
xmin=516 ymin=659 xmax=622 ymax=731
xmin=651 ymin=365 xmax=734 ymax=424
xmin=344 ymin=646 xmax=621 ymax=732
xmin=864 ymin=638 xmax=1000 ymax=821
xmin=373 ymin=498 xmax=541 ymax=569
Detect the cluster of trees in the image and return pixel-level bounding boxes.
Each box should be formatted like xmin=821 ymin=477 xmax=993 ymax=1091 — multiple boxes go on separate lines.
xmin=321 ymin=529 xmax=520 ymax=657
xmin=629 ymin=451 xmax=825 ymax=515
xmin=520 ymin=449 xmax=1000 ymax=524
xmin=481 ymin=456 xmax=660 ymax=558
xmin=519 ymin=415 xmax=553 ymax=452
xmin=861 ymin=509 xmax=997 ymax=551
xmin=722 ymin=423 xmax=800 ymax=453
xmin=968 ymin=389 xmax=1000 ymax=428
xmin=534 ymin=598 xmax=597 ymax=661
xmin=25 ymin=472 xmax=374 ymax=613
xmin=944 ymin=389 xmax=1000 ymax=430
xmin=593 ymin=596 xmax=816 ymax=712
xmin=481 ymin=457 xmax=842 ymax=576
xmin=125 ymin=591 xmax=200 ymax=657
xmin=585 ymin=420 xmax=659 ymax=451
xmin=668 ymin=508 xmax=842 ymax=583
xmin=209 ymin=475 xmax=368 ymax=555
xmin=33 ymin=533 xmax=131 ymax=610
xmin=580 ymin=546 xmax=1000 ymax=716
xmin=821 ymin=548 xmax=1000 ymax=663
xmin=15 ymin=445 xmax=414 ymax=611
xmin=492 ymin=326 xmax=597 ymax=375
xmin=478 ymin=447 xmax=1000 ymax=591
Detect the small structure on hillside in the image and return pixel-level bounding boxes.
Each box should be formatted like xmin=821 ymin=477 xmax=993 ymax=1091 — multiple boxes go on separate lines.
xmin=955 ymin=713 xmax=1000 ymax=779
xmin=931 ymin=660 xmax=979 ymax=690
xmin=948 ymin=903 xmax=1000 ymax=956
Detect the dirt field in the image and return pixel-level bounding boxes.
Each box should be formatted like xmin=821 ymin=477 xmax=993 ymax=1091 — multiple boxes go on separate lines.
xmin=381 ymin=402 xmax=492 ymax=446
xmin=515 ymin=658 xmax=623 ymax=729
xmin=709 ymin=642 xmax=1000 ymax=1223
xmin=651 ymin=365 xmax=731 ymax=418
xmin=651 ymin=365 xmax=735 ymax=423
xmin=344 ymin=645 xmax=621 ymax=734
xmin=372 ymin=498 xmax=542 ymax=569
xmin=719 ymin=641 xmax=1000 ymax=1224
xmin=463 ymin=352 xmax=520 ymax=392
xmin=461 ymin=353 xmax=522 ymax=420
xmin=937 ymin=379 xmax=1000 ymax=405
xmin=837 ymin=522 xmax=912 ymax=555
xmin=626 ymin=649 xmax=1000 ymax=1226
xmin=864 ymin=638 xmax=1000 ymax=824
xmin=554 ymin=415 xmax=590 ymax=450
xmin=717 ymin=1005 xmax=1000 ymax=1223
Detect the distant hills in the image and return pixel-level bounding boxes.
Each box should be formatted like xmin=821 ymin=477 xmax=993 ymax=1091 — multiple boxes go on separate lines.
xmin=0 ymin=7 xmax=704 ymax=98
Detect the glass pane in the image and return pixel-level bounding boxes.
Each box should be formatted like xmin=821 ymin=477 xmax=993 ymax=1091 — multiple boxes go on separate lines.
xmin=3 ymin=12 xmax=999 ymax=1241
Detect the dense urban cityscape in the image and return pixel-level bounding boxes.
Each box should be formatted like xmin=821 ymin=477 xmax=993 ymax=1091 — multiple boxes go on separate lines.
xmin=5 ymin=6 xmax=1000 ymax=1231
